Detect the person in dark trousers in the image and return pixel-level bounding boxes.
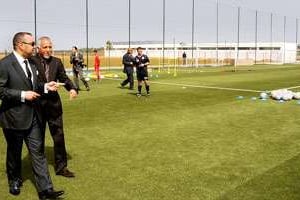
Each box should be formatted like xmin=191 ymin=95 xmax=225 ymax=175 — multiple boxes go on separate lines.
xmin=31 ymin=36 xmax=77 ymax=178
xmin=134 ymin=47 xmax=150 ymax=97
xmin=70 ymin=46 xmax=90 ymax=91
xmin=0 ymin=32 xmax=64 ymax=199
xmin=121 ymin=48 xmax=135 ymax=90
xmin=182 ymin=51 xmax=187 ymax=65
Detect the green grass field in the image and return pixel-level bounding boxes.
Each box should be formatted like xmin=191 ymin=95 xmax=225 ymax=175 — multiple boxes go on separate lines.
xmin=1 ymin=65 xmax=300 ymax=200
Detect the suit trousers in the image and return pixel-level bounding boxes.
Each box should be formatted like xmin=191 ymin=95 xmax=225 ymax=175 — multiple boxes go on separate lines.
xmin=43 ymin=115 xmax=68 ymax=173
xmin=3 ymin=115 xmax=53 ymax=192
xmin=122 ymin=68 xmax=134 ymax=89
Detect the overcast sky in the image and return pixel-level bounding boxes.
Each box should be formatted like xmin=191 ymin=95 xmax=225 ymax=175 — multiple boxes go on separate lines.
xmin=0 ymin=0 xmax=299 ymax=50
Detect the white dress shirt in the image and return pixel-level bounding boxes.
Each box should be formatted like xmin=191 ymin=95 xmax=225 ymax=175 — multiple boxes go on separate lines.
xmin=13 ymin=51 xmax=35 ymax=102
xmin=13 ymin=51 xmax=33 ymax=82
xmin=12 ymin=51 xmax=50 ymax=103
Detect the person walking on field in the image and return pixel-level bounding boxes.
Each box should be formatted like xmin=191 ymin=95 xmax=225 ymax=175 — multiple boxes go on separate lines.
xmin=31 ymin=36 xmax=77 ymax=178
xmin=93 ymin=49 xmax=101 ymax=83
xmin=182 ymin=51 xmax=187 ymax=65
xmin=121 ymin=48 xmax=135 ymax=90
xmin=0 ymin=32 xmax=64 ymax=199
xmin=70 ymin=46 xmax=90 ymax=91
xmin=134 ymin=47 xmax=150 ymax=97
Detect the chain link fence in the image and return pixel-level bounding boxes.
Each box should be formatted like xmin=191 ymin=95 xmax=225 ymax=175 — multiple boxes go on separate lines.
xmin=0 ymin=0 xmax=299 ymax=69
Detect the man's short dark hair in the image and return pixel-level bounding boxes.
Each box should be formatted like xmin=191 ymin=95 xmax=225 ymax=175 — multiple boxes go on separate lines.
xmin=73 ymin=46 xmax=78 ymax=50
xmin=93 ymin=49 xmax=97 ymax=53
xmin=13 ymin=32 xmax=32 ymax=50
xmin=137 ymin=47 xmax=143 ymax=51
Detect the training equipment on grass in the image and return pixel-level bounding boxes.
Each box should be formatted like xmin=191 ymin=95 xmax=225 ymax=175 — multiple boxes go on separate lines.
xmin=259 ymin=92 xmax=268 ymax=100
xmin=293 ymin=92 xmax=300 ymax=100
xmin=270 ymin=89 xmax=299 ymax=101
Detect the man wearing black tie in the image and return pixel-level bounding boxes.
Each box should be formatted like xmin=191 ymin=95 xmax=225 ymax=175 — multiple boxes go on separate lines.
xmin=31 ymin=36 xmax=77 ymax=178
xmin=0 ymin=32 xmax=64 ymax=199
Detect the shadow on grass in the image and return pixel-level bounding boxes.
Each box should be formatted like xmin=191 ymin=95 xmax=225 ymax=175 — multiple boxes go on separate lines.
xmin=219 ymin=153 xmax=300 ymax=200
xmin=22 ymin=146 xmax=73 ymax=186
xmin=127 ymin=92 xmax=137 ymax=96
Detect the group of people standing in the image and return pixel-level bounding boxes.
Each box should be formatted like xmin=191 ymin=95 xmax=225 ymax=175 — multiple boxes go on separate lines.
xmin=0 ymin=32 xmax=150 ymax=200
xmin=0 ymin=32 xmax=78 ymax=199
xmin=121 ymin=47 xmax=151 ymax=97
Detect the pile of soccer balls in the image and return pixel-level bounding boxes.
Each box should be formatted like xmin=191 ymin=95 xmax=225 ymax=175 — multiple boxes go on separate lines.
xmin=260 ymin=89 xmax=300 ymax=101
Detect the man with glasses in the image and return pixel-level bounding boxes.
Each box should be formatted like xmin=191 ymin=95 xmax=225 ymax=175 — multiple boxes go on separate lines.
xmin=0 ymin=32 xmax=64 ymax=199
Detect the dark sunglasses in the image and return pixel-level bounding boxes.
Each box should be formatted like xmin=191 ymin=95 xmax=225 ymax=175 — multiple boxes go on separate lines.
xmin=22 ymin=41 xmax=35 ymax=47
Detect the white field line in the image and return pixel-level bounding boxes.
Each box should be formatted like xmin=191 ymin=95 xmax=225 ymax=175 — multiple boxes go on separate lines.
xmin=104 ymin=77 xmax=263 ymax=93
xmin=151 ymin=81 xmax=263 ymax=93
xmin=282 ymin=85 xmax=300 ymax=90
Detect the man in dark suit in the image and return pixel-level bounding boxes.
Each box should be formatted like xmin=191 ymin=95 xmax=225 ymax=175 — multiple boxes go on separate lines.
xmin=121 ymin=48 xmax=135 ymax=90
xmin=31 ymin=36 xmax=77 ymax=178
xmin=0 ymin=32 xmax=64 ymax=199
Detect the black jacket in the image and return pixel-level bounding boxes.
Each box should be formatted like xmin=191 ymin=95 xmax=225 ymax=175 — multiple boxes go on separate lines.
xmin=0 ymin=53 xmax=44 ymax=130
xmin=123 ymin=53 xmax=135 ymax=68
xmin=30 ymin=55 xmax=76 ymax=119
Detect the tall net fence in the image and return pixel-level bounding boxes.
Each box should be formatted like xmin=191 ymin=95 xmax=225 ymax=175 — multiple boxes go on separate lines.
xmin=0 ymin=0 xmax=299 ymax=69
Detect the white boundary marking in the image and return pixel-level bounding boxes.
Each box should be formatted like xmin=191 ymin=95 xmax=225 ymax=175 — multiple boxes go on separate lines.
xmin=104 ymin=77 xmax=263 ymax=93
xmin=151 ymin=81 xmax=263 ymax=93
xmin=282 ymin=85 xmax=300 ymax=90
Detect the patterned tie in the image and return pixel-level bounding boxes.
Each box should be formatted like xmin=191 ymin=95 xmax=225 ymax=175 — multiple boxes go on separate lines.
xmin=43 ymin=60 xmax=50 ymax=82
xmin=24 ymin=60 xmax=33 ymax=89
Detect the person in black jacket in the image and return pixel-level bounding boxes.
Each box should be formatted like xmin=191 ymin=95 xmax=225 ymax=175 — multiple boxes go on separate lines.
xmin=0 ymin=32 xmax=64 ymax=199
xmin=31 ymin=36 xmax=77 ymax=178
xmin=134 ymin=47 xmax=150 ymax=97
xmin=121 ymin=48 xmax=135 ymax=90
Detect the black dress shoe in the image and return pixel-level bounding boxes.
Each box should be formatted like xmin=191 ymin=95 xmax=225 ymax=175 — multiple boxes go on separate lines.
xmin=56 ymin=167 xmax=75 ymax=178
xmin=38 ymin=188 xmax=64 ymax=200
xmin=9 ymin=180 xmax=21 ymax=195
xmin=16 ymin=178 xmax=23 ymax=187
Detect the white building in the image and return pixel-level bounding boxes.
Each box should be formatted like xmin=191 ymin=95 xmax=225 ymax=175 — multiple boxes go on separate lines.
xmin=105 ymin=41 xmax=297 ymax=65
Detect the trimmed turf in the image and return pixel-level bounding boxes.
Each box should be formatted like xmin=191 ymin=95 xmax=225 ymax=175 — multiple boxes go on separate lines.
xmin=1 ymin=64 xmax=300 ymax=200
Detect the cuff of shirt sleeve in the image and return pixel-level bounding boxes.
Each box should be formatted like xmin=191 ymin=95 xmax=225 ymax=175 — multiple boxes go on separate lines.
xmin=44 ymin=84 xmax=49 ymax=94
xmin=21 ymin=91 xmax=26 ymax=102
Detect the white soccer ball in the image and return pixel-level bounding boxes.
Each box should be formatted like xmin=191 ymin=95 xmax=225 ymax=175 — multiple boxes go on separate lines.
xmin=271 ymin=90 xmax=283 ymax=100
xmin=85 ymin=77 xmax=90 ymax=82
xmin=260 ymin=92 xmax=268 ymax=99
xmin=283 ymin=94 xmax=293 ymax=101
xmin=294 ymin=92 xmax=300 ymax=100
xmin=279 ymin=90 xmax=293 ymax=101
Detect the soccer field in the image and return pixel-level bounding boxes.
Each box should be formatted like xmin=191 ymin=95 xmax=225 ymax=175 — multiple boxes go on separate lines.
xmin=1 ymin=65 xmax=300 ymax=200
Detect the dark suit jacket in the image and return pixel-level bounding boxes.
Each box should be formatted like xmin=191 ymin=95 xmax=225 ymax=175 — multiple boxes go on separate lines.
xmin=0 ymin=53 xmax=43 ymax=130
xmin=30 ymin=55 xmax=76 ymax=119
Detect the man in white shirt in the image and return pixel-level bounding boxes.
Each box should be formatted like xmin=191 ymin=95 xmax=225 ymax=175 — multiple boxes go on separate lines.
xmin=0 ymin=32 xmax=64 ymax=199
